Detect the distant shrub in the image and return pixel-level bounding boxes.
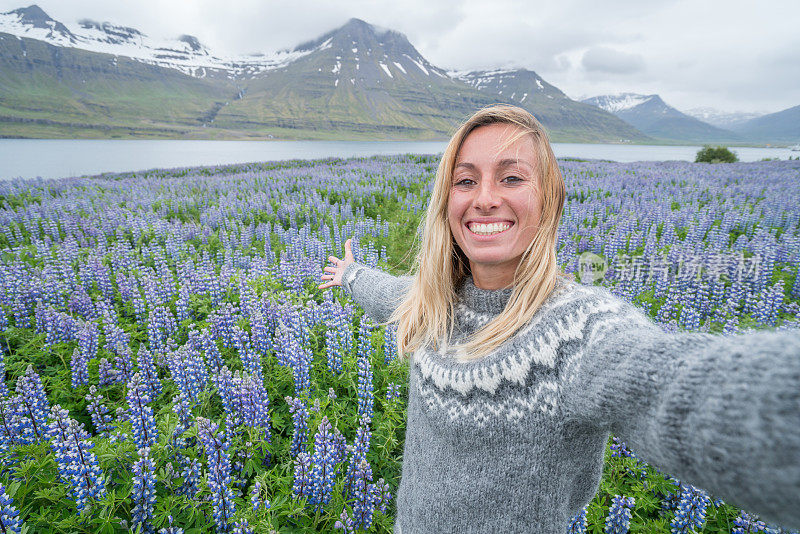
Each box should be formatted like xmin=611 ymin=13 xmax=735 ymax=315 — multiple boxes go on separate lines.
xmin=695 ymin=146 xmax=738 ymax=163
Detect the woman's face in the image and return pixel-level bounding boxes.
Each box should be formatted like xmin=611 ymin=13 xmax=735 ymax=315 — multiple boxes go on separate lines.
xmin=448 ymin=123 xmax=542 ymax=289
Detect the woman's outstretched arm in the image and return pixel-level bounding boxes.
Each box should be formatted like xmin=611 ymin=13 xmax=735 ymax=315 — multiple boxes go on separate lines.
xmin=560 ymin=285 xmax=800 ymax=530
xmin=319 ymin=238 xmax=412 ymax=323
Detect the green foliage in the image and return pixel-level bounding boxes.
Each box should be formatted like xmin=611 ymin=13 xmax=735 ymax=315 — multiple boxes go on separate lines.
xmin=695 ymin=146 xmax=739 ymax=163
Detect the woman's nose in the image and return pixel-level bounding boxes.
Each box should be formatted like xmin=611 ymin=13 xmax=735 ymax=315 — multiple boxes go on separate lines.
xmin=473 ymin=180 xmax=500 ymax=210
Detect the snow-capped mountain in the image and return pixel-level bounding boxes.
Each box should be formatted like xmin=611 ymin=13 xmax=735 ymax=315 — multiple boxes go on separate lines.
xmin=449 ymin=70 xmax=646 ymax=141
xmin=733 ymin=105 xmax=800 ymax=143
xmin=583 ymin=93 xmax=655 ymax=114
xmin=449 ymin=68 xmax=567 ymax=102
xmin=684 ymin=107 xmax=764 ymax=130
xmin=0 ymin=5 xmax=648 ymax=141
xmin=0 ymin=4 xmax=315 ymax=78
xmin=582 ymin=93 xmax=741 ymax=142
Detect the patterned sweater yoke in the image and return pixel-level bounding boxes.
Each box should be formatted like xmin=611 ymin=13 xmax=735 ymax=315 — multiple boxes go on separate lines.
xmin=341 ymin=261 xmax=800 ymax=534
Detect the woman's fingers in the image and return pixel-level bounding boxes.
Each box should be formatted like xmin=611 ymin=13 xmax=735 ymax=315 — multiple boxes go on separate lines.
xmin=344 ymin=238 xmax=354 ymax=261
xmin=320 ymin=240 xmax=356 ymax=291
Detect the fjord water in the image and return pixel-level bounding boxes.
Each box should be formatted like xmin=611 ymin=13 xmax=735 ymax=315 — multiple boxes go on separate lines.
xmin=0 ymin=139 xmax=796 ymax=181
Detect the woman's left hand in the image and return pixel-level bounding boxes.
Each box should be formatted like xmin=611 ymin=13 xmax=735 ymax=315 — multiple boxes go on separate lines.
xmin=318 ymin=238 xmax=355 ymax=290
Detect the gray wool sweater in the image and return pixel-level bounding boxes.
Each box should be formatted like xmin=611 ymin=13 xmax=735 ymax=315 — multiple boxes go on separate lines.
xmin=341 ymin=261 xmax=800 ymax=534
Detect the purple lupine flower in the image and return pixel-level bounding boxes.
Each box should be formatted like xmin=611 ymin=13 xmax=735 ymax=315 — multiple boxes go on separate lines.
xmin=324 ymin=310 xmax=345 ymax=375
xmin=344 ymin=414 xmax=372 ymax=499
xmin=610 ymin=436 xmax=636 ymax=459
xmin=158 ymin=514 xmax=184 ymax=534
xmin=214 ymin=368 xmax=271 ymax=462
xmin=605 ymin=495 xmax=635 ymax=534
xmin=292 ymin=451 xmax=313 ymax=501
xmin=279 ymin=326 xmax=311 ymax=395
xmin=732 ymin=511 xmax=767 ymax=533
xmin=567 ymin=504 xmax=589 ymax=534
xmin=285 ymin=396 xmax=309 ymax=458
xmin=236 ymin=374 xmax=271 ymax=454
xmin=98 ymin=358 xmax=120 ymax=387
xmin=356 ymin=319 xmax=374 ymax=420
xmin=210 ymin=303 xmax=238 ymax=348
xmin=351 ymin=458 xmax=376 ymax=531
xmin=385 ymin=383 xmax=401 ymax=402
xmin=126 ymin=373 xmax=158 ymax=450
xmin=14 ymin=364 xmax=49 ymax=444
xmin=250 ymin=481 xmax=263 ymax=511
xmin=671 ymin=484 xmax=710 ymax=534
xmin=383 ymin=323 xmax=398 ymax=364
xmin=373 ymin=478 xmax=392 ymax=515
xmin=328 ymin=387 xmax=337 ymax=401
xmin=131 ymin=447 xmax=157 ymax=534
xmin=0 ymin=481 xmax=22 ymax=533
xmin=196 ymin=417 xmax=236 ymax=534
xmin=233 ymin=325 xmax=261 ymax=382
xmin=172 ymin=396 xmax=194 ymax=440
xmin=213 ymin=367 xmax=237 ymax=423
xmin=331 ymin=426 xmax=347 ymax=472
xmin=196 ymin=328 xmax=224 ymax=376
xmin=102 ymin=313 xmax=131 ymax=357
xmin=0 ymin=397 xmax=17 ymax=453
xmin=231 ymin=519 xmax=254 ymax=534
xmin=85 ymin=386 xmax=114 ymax=436
xmin=0 ymin=345 xmax=7 ymax=400
xmin=71 ymin=320 xmax=97 ymax=387
xmin=250 ymin=310 xmax=272 ymax=356
xmin=334 ymin=508 xmax=356 ymax=534
xmin=166 ymin=346 xmax=208 ymax=405
xmin=114 ymin=349 xmax=135 ymax=384
xmin=47 ymin=405 xmax=106 ymax=513
xmin=177 ymin=455 xmax=200 ymax=499
xmin=137 ymin=346 xmax=162 ymax=401
xmin=309 ymin=416 xmax=339 ymax=511
xmin=148 ymin=305 xmax=177 ymax=353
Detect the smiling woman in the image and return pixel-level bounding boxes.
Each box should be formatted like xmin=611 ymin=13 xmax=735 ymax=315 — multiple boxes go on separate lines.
xmin=319 ymin=104 xmax=800 ymax=534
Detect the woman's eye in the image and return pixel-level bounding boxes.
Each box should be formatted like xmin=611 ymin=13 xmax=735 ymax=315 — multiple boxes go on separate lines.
xmin=454 ymin=178 xmax=475 ymax=186
xmin=503 ymin=175 xmax=523 ymax=183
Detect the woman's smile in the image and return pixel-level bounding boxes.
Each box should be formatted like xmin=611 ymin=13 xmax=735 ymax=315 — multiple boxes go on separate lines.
xmin=465 ymin=220 xmax=514 ymax=237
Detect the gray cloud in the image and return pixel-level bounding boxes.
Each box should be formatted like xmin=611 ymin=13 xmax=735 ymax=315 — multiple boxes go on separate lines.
xmin=582 ymin=47 xmax=645 ymax=74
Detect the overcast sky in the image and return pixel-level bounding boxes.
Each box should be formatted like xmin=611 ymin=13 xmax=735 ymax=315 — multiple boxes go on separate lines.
xmin=2 ymin=0 xmax=798 ymax=114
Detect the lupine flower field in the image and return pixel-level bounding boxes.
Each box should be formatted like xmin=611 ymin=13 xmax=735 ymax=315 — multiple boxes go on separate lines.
xmin=0 ymin=155 xmax=798 ymax=533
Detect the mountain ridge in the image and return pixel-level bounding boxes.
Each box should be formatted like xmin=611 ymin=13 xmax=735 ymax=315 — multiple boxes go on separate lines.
xmin=0 ymin=5 xmax=756 ymax=142
xmin=582 ymin=93 xmax=743 ymax=143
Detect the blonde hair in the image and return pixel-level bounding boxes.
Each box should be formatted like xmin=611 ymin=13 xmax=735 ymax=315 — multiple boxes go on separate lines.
xmin=387 ymin=104 xmax=568 ymax=362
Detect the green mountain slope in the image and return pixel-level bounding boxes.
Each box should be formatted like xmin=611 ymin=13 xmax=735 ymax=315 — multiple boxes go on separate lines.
xmin=453 ymin=69 xmax=651 ymax=143
xmin=734 ymin=105 xmax=800 ymax=143
xmin=0 ymin=33 xmax=247 ymax=138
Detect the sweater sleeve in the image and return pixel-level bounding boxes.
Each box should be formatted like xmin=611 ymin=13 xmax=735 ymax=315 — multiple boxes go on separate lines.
xmin=340 ymin=261 xmax=412 ymax=323
xmin=561 ymin=287 xmax=800 ymax=529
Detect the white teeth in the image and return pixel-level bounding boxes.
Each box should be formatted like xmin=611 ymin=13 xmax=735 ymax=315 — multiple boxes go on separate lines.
xmin=468 ymin=222 xmax=511 ymax=235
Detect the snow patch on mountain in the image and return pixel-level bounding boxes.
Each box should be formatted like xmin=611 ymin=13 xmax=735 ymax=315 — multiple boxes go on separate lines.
xmin=0 ymin=4 xmax=317 ymax=78
xmin=590 ymin=93 xmax=654 ymax=113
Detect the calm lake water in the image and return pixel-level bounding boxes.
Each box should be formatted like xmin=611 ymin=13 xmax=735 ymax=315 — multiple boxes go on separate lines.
xmin=0 ymin=139 xmax=796 ymax=181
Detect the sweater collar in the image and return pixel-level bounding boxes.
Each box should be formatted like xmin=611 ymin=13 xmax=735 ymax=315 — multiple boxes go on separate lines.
xmin=457 ymin=276 xmax=515 ymax=314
